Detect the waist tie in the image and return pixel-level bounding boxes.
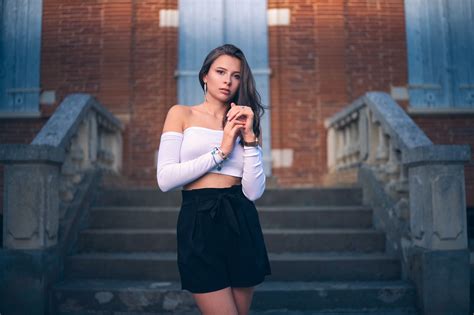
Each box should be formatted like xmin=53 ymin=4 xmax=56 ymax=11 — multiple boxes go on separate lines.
xmin=194 ymin=191 xmax=241 ymax=238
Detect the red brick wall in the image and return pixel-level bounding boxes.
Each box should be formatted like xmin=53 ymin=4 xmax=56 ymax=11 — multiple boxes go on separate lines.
xmin=41 ymin=0 xmax=103 ymax=110
xmin=268 ymin=0 xmax=408 ymax=186
xmin=413 ymin=115 xmax=474 ymax=207
xmin=345 ymin=0 xmax=408 ymax=98
xmin=3 ymin=0 xmax=472 ymax=208
xmin=40 ymin=0 xmax=178 ymax=187
xmin=268 ymin=1 xmax=321 ymax=186
xmin=127 ymin=0 xmax=178 ymax=186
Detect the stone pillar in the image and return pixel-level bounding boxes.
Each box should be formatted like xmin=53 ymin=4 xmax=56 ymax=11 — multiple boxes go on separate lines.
xmin=403 ymin=144 xmax=471 ymax=315
xmin=0 ymin=144 xmax=64 ymax=315
xmin=1 ymin=144 xmax=64 ymax=249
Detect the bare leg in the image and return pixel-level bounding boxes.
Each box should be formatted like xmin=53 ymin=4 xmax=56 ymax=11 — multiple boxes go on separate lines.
xmin=192 ymin=286 xmax=238 ymax=315
xmin=231 ymin=286 xmax=255 ymax=315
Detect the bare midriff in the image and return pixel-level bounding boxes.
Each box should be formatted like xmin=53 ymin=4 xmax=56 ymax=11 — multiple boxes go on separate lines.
xmin=182 ymin=173 xmax=242 ymax=190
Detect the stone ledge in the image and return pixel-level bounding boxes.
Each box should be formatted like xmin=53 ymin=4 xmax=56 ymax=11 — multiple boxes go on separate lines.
xmin=402 ymin=144 xmax=471 ymax=166
xmin=32 ymin=93 xmax=123 ymax=148
xmin=0 ymin=144 xmax=65 ymax=164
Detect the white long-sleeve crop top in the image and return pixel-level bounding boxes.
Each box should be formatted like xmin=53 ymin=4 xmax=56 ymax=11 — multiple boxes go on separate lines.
xmin=156 ymin=126 xmax=266 ymax=200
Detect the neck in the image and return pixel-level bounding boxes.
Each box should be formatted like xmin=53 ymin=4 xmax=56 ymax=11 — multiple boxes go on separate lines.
xmin=203 ymin=99 xmax=228 ymax=117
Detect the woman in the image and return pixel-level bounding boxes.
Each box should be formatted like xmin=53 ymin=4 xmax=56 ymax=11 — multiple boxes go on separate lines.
xmin=156 ymin=44 xmax=271 ymax=315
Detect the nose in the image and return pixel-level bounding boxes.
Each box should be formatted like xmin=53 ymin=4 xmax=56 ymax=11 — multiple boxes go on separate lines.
xmin=224 ymin=75 xmax=232 ymax=86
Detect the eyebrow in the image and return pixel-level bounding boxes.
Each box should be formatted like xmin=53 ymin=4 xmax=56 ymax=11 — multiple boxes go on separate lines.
xmin=215 ymin=66 xmax=240 ymax=74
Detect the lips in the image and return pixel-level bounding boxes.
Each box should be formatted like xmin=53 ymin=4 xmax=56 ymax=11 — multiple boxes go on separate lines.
xmin=220 ymin=88 xmax=230 ymax=94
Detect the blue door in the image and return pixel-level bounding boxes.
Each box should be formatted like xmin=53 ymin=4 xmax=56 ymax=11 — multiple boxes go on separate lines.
xmin=177 ymin=0 xmax=272 ymax=175
xmin=0 ymin=0 xmax=42 ymax=114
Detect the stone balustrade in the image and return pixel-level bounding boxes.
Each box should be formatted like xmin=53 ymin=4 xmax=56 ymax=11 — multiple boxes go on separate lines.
xmin=0 ymin=93 xmax=123 ymax=250
xmin=325 ymin=92 xmax=471 ymax=314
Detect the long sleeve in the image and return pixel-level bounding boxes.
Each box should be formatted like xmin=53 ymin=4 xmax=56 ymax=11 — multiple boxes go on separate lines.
xmin=156 ymin=131 xmax=224 ymax=192
xmin=241 ymin=145 xmax=266 ymax=201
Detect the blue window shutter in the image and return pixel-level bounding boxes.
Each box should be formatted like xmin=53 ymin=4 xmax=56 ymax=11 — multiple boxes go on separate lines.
xmin=446 ymin=0 xmax=474 ymax=107
xmin=0 ymin=0 xmax=42 ymax=113
xmin=405 ymin=0 xmax=474 ymax=108
xmin=405 ymin=0 xmax=450 ymax=107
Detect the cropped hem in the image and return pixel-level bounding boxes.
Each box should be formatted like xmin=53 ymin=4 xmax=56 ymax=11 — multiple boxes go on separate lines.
xmin=182 ymin=282 xmax=231 ymax=294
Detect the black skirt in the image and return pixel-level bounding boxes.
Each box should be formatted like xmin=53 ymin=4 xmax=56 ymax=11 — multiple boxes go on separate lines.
xmin=176 ymin=184 xmax=271 ymax=293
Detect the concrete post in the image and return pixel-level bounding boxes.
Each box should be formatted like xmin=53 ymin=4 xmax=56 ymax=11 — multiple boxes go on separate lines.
xmin=403 ymin=144 xmax=471 ymax=315
xmin=0 ymin=144 xmax=64 ymax=315
xmin=1 ymin=145 xmax=64 ymax=249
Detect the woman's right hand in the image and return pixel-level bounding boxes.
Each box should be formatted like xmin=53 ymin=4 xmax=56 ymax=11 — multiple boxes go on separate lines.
xmin=220 ymin=115 xmax=245 ymax=156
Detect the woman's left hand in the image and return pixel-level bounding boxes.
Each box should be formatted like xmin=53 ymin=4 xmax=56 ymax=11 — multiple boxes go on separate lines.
xmin=227 ymin=102 xmax=255 ymax=141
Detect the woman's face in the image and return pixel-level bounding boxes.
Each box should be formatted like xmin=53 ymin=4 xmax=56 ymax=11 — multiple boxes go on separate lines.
xmin=204 ymin=54 xmax=241 ymax=104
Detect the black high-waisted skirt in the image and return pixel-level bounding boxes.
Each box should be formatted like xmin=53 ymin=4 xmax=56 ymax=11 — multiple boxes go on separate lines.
xmin=177 ymin=184 xmax=271 ymax=293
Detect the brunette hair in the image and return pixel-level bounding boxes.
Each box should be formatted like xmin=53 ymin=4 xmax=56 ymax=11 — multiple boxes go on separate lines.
xmin=198 ymin=44 xmax=267 ymax=141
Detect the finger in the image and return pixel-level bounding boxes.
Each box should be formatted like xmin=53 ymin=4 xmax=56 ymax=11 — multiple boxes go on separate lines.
xmin=226 ymin=104 xmax=238 ymax=117
xmin=230 ymin=123 xmax=245 ymax=134
xmin=227 ymin=110 xmax=242 ymax=122
xmin=230 ymin=118 xmax=245 ymax=126
xmin=231 ymin=123 xmax=245 ymax=134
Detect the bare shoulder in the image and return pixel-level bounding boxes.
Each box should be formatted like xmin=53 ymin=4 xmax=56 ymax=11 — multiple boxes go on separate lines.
xmin=162 ymin=105 xmax=191 ymax=133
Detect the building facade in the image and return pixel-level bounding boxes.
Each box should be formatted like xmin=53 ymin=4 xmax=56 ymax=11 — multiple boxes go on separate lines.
xmin=1 ymin=0 xmax=473 ymax=206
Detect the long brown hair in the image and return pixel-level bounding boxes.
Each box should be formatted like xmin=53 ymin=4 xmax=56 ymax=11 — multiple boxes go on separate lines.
xmin=198 ymin=44 xmax=267 ymax=142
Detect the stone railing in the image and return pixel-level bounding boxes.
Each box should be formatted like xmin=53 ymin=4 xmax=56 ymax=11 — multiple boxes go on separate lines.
xmin=0 ymin=93 xmax=123 ymax=315
xmin=325 ymin=92 xmax=471 ymax=314
xmin=0 ymin=93 xmax=123 ymax=250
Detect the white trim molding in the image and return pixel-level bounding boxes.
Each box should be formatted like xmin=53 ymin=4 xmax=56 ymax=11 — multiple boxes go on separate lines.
xmin=407 ymin=107 xmax=474 ymax=115
xmin=268 ymin=8 xmax=290 ymax=26
xmin=159 ymin=9 xmax=178 ymax=27
xmin=0 ymin=111 xmax=41 ymax=118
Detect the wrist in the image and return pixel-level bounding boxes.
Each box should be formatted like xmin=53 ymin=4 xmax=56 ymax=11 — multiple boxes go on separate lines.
xmin=219 ymin=146 xmax=231 ymax=157
xmin=242 ymin=131 xmax=256 ymax=142
xmin=242 ymin=133 xmax=258 ymax=146
xmin=217 ymin=147 xmax=228 ymax=160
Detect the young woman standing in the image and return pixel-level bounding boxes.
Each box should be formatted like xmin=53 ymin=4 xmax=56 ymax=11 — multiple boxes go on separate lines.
xmin=157 ymin=44 xmax=271 ymax=315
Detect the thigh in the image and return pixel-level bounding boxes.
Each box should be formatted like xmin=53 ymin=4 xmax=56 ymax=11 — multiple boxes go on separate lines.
xmin=193 ymin=286 xmax=238 ymax=315
xmin=231 ymin=286 xmax=255 ymax=315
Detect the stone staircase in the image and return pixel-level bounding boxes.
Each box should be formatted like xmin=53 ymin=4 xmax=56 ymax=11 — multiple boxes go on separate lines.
xmin=51 ymin=187 xmax=419 ymax=314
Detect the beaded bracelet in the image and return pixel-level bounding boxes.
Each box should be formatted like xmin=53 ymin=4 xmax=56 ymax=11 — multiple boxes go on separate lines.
xmin=215 ymin=147 xmax=228 ymax=160
xmin=211 ymin=147 xmax=225 ymax=171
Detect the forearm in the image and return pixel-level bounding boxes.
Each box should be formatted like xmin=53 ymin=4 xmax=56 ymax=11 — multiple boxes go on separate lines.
xmin=241 ymin=145 xmax=266 ymax=201
xmin=156 ymin=132 xmax=223 ymax=192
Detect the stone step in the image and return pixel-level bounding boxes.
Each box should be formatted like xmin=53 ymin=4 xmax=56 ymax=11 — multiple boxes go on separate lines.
xmin=51 ymin=279 xmax=417 ymax=314
xmin=65 ymin=252 xmax=400 ymax=282
xmin=95 ymin=187 xmax=363 ymax=207
xmin=89 ymin=206 xmax=374 ymax=230
xmin=78 ymin=228 xmax=385 ymax=253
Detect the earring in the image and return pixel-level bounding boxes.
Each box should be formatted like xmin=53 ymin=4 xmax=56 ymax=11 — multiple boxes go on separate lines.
xmin=204 ymin=82 xmax=208 ymax=101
